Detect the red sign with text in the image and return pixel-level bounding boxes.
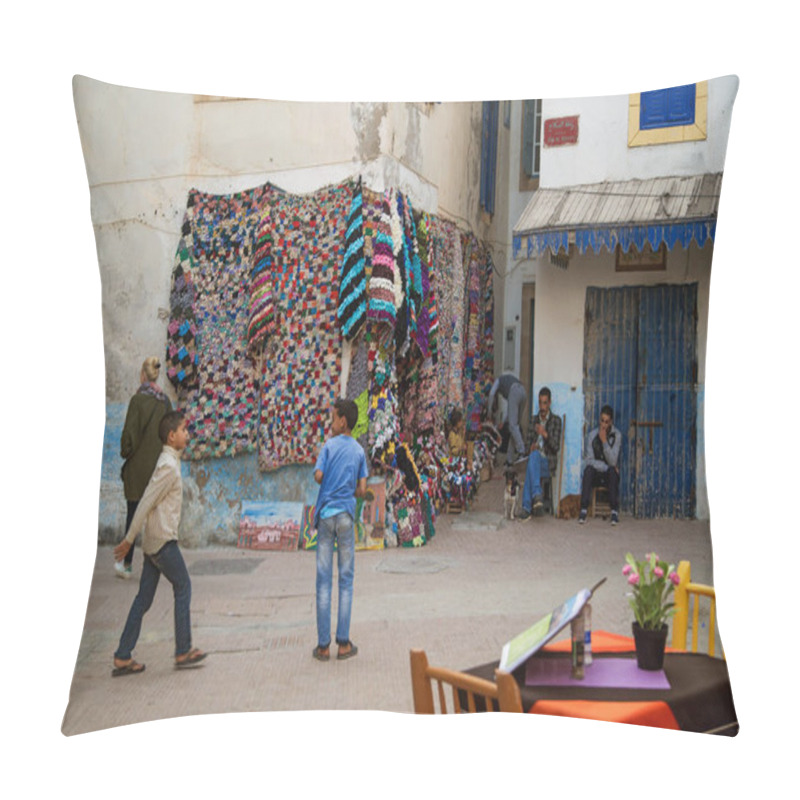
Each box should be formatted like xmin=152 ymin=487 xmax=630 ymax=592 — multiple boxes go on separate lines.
xmin=544 ymin=116 xmax=579 ymax=146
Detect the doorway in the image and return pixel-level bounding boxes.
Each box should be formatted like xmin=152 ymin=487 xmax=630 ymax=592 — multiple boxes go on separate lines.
xmin=583 ymin=283 xmax=698 ymax=518
xmin=519 ymin=283 xmax=536 ymax=432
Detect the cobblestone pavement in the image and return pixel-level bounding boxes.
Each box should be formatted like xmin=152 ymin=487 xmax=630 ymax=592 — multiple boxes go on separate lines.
xmin=61 ymin=474 xmax=719 ymax=736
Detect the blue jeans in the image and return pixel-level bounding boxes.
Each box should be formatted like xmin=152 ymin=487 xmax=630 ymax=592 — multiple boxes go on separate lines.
xmin=316 ymin=512 xmax=356 ymax=648
xmin=114 ymin=540 xmax=193 ymax=660
xmin=523 ymin=451 xmax=550 ymax=512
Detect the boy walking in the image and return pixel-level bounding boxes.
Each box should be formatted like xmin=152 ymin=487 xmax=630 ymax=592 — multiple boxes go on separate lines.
xmin=312 ymin=399 xmax=368 ymax=662
xmin=111 ymin=410 xmax=206 ymax=677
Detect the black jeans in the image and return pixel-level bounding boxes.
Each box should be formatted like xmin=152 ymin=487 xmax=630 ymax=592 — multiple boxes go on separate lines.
xmin=580 ymin=466 xmax=620 ymax=512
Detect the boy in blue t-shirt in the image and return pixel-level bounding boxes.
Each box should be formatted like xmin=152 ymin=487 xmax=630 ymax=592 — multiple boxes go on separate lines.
xmin=312 ymin=398 xmax=369 ymax=662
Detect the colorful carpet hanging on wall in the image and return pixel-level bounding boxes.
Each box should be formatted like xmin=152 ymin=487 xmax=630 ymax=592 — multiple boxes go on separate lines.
xmin=166 ymin=177 xmax=494 ymax=534
xmin=167 ymin=184 xmax=274 ymax=460
xmin=255 ymin=181 xmax=353 ymax=470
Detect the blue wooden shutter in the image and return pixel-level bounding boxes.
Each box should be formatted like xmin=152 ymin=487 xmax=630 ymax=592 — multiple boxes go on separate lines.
xmin=480 ymin=101 xmax=499 ymax=214
xmin=640 ymin=84 xmax=696 ymax=129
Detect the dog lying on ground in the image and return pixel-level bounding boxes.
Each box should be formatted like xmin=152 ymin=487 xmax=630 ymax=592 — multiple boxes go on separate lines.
xmin=557 ymin=493 xmax=582 ymax=520
xmin=503 ymin=469 xmax=520 ymax=519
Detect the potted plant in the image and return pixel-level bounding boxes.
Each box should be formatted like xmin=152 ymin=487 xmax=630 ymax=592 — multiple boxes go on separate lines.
xmin=623 ymin=552 xmax=681 ymax=670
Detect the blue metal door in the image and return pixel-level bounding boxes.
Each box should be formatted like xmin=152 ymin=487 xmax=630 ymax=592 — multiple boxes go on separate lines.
xmin=583 ymin=284 xmax=697 ymax=518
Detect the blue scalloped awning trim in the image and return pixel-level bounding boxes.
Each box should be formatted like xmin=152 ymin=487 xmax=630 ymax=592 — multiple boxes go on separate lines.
xmin=513 ymin=219 xmax=716 ymax=259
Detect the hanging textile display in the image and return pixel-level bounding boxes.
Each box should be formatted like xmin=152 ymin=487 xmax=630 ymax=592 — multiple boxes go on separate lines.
xmin=164 ymin=175 xmax=497 ymax=552
xmin=462 ymin=233 xmax=484 ymax=433
xmin=410 ymin=211 xmax=440 ymax=437
xmin=336 ymin=178 xmax=367 ymax=340
xmin=390 ymin=189 xmax=410 ymax=355
xmin=429 ymin=218 xmax=466 ymax=418
xmin=362 ymin=188 xmax=397 ymax=331
xmin=345 ymin=338 xmax=370 ymax=454
xmin=479 ymin=248 xmax=495 ymax=413
xmin=246 ymin=200 xmax=281 ymax=358
xmin=168 ymin=184 xmax=274 ymax=460
xmin=460 ymin=239 xmax=495 ymax=433
xmin=385 ymin=443 xmax=435 ymax=547
xmin=415 ymin=211 xmax=438 ymax=363
xmin=401 ymin=194 xmax=423 ymax=352
xmin=166 ymin=221 xmax=199 ymax=388
xmin=411 ymin=431 xmax=446 ymax=511
xmin=256 ymin=181 xmax=353 ymax=471
xmin=368 ymin=335 xmax=400 ymax=463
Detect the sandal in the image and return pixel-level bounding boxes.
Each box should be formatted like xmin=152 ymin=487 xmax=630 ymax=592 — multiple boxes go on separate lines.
xmin=313 ymin=645 xmax=330 ymax=662
xmin=175 ymin=648 xmax=207 ymax=669
xmin=337 ymin=642 xmax=358 ymax=660
xmin=111 ymin=659 xmax=145 ymax=678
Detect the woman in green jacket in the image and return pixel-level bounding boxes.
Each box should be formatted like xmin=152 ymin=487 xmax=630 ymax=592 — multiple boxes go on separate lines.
xmin=116 ymin=357 xmax=173 ymax=578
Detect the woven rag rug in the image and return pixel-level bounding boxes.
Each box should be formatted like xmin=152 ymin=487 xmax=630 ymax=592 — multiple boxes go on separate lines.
xmin=167 ymin=184 xmax=274 ymax=460
xmin=255 ymin=181 xmax=353 ymax=470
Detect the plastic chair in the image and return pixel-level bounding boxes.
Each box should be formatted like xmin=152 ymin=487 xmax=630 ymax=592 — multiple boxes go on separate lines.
xmin=672 ymin=561 xmax=723 ymax=658
xmin=409 ymin=649 xmax=523 ymax=713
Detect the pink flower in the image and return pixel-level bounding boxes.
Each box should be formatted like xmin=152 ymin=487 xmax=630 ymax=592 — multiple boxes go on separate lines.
xmin=669 ymin=572 xmax=680 ymax=586
xmin=627 ymin=573 xmax=640 ymax=585
xmin=654 ymin=566 xmax=664 ymax=578
xmin=622 ymin=564 xmax=632 ymax=576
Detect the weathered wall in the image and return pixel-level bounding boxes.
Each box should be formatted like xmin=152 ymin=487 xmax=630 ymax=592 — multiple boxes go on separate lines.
xmin=510 ymin=242 xmax=713 ymax=516
xmin=74 ymin=76 xmax=507 ymax=545
xmin=541 ymin=76 xmax=737 ymax=187
xmin=498 ymin=79 xmax=736 ymax=518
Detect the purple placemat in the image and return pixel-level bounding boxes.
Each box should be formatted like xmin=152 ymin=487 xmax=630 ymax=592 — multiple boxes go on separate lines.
xmin=525 ymin=657 xmax=670 ymax=689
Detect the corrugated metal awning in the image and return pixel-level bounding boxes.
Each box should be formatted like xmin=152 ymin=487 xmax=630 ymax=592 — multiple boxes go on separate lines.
xmin=512 ymin=173 xmax=722 ymax=258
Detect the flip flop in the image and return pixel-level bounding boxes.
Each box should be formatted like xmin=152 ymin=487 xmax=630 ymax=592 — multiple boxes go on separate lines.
xmin=111 ymin=660 xmax=145 ymax=678
xmin=313 ymin=645 xmax=330 ymax=662
xmin=337 ymin=642 xmax=358 ymax=660
xmin=174 ymin=648 xmax=207 ymax=670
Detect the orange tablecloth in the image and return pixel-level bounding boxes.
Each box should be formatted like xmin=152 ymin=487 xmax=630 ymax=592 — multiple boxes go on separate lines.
xmin=529 ymin=631 xmax=680 ymax=729
xmin=466 ymin=630 xmax=738 ymax=734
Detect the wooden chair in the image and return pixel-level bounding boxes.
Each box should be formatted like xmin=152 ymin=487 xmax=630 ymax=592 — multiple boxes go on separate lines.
xmin=672 ymin=560 xmax=723 ymax=658
xmin=589 ymin=485 xmax=611 ymax=518
xmin=410 ymin=649 xmax=523 ymax=713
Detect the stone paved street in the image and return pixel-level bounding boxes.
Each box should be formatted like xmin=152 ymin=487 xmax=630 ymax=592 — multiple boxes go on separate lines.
xmin=62 ymin=475 xmax=720 ymax=734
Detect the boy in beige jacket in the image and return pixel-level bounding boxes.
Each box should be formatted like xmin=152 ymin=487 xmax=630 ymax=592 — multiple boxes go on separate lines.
xmin=112 ymin=411 xmax=206 ymax=676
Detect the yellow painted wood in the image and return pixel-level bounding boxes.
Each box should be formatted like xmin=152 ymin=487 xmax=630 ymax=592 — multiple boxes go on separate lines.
xmin=628 ymin=81 xmax=708 ymax=147
xmin=672 ymin=560 xmax=723 ymax=658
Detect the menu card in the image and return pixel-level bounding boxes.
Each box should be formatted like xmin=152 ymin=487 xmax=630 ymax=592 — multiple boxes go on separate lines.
xmin=499 ymin=579 xmax=606 ymax=672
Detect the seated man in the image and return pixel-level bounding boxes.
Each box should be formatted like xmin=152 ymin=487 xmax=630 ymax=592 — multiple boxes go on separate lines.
xmin=517 ymin=387 xmax=561 ymax=520
xmin=579 ymin=404 xmax=621 ymax=526
xmin=447 ymin=408 xmax=466 ymax=458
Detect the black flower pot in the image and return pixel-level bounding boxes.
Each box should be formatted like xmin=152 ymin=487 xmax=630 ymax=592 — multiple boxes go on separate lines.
xmin=632 ymin=622 xmax=668 ymax=671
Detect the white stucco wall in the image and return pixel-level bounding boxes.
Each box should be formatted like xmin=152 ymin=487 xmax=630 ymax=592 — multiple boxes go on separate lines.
xmin=74 ymin=77 xmax=502 ymax=403
xmin=497 ymin=77 xmax=737 ymax=519
xmin=505 ymin=242 xmax=713 ymax=517
xmin=541 ymin=75 xmax=738 ymax=187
